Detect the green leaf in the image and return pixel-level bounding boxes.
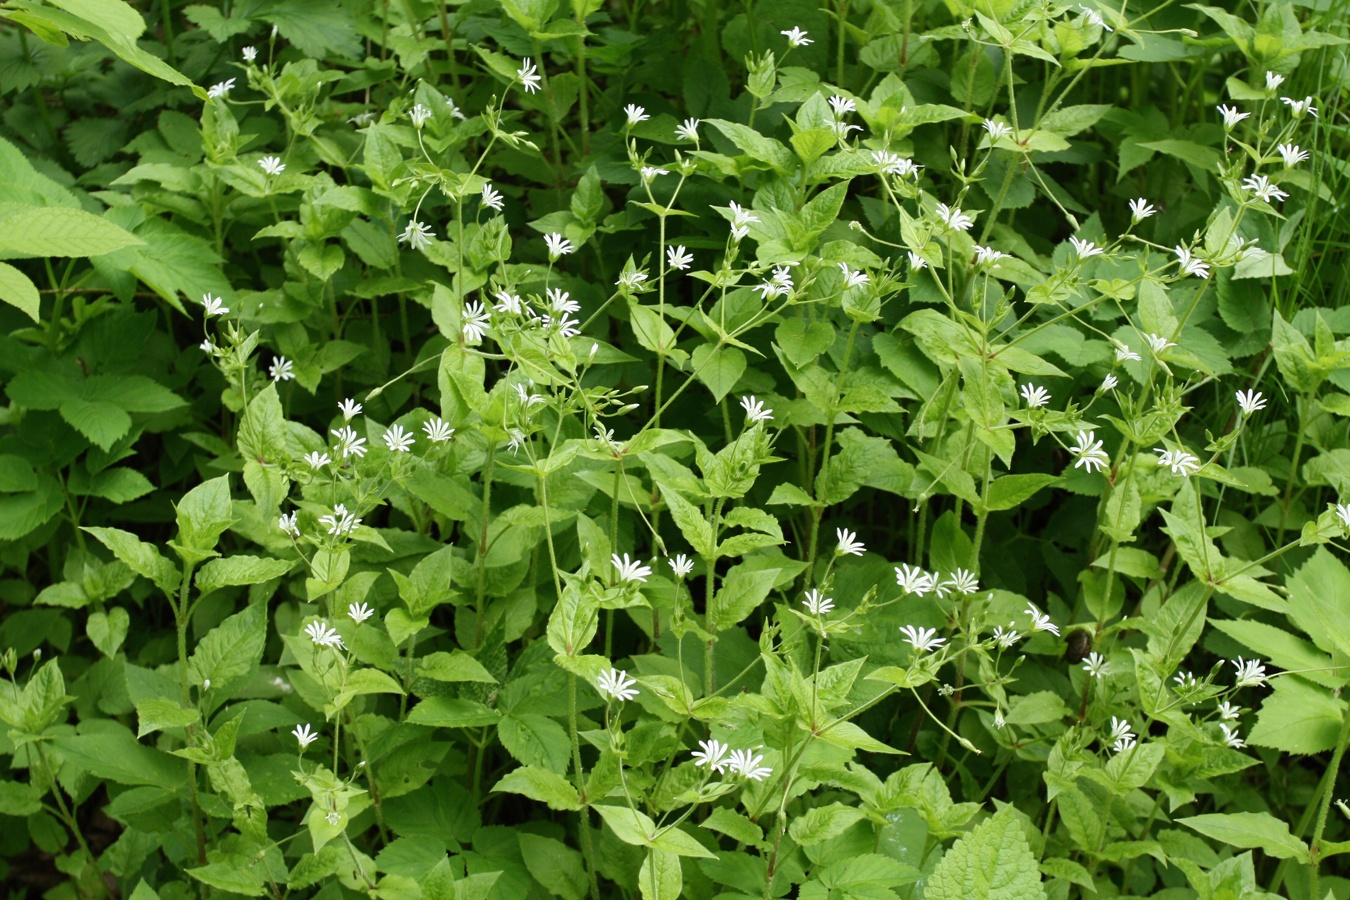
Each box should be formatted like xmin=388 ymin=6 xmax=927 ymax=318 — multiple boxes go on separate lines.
xmin=1210 ymin=618 xmax=1342 ymax=689
xmin=709 ymin=563 xmax=780 ymax=632
xmin=417 ymin=650 xmax=497 ymax=683
xmin=195 ymin=556 xmax=293 ymax=597
xmin=0 ymin=204 xmax=143 ymax=257
xmin=1286 ymin=548 xmax=1350 ymax=658
xmin=60 ymin=398 xmax=131 ymax=450
xmin=53 ymin=725 xmax=187 ymax=788
xmin=925 ymin=808 xmax=1046 ymax=900
xmin=0 ymin=261 xmax=39 ymax=320
xmin=407 ymin=696 xmax=501 ymax=728
xmin=701 ymin=807 xmax=763 ymax=845
xmin=174 ymin=475 xmax=236 ymax=559
xmin=188 ymin=602 xmax=266 ymax=692
xmin=984 ymin=474 xmax=1059 ymax=511
xmin=255 ymin=0 xmax=361 ymax=58
xmin=136 ymin=698 xmax=201 ymax=738
xmin=788 ymin=803 xmax=865 ymax=846
xmin=1178 ymin=812 xmax=1309 ymax=863
xmin=703 ymin=119 xmax=796 ymax=172
xmin=690 ymin=344 xmax=745 ymax=402
xmin=86 ymin=607 xmax=129 ymax=658
xmin=84 ymin=526 xmax=181 ymax=595
xmin=1248 ymin=677 xmax=1346 ymax=755
xmin=638 ymin=849 xmax=682 ymax=900
xmin=497 ymin=714 xmax=571 ymax=774
xmin=493 ymin=765 xmax=582 ymax=810
xmin=594 ymin=805 xmax=717 ymax=858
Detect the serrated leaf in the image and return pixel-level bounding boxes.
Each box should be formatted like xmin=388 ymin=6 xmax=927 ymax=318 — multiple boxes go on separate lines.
xmin=1178 ymin=812 xmax=1309 ymax=863
xmin=0 ymin=204 xmax=142 ymax=257
xmin=925 ymin=808 xmax=1046 ymax=900
xmin=493 ymin=765 xmax=582 ymax=810
xmin=788 ymin=803 xmax=864 ymax=845
xmin=0 ymin=261 xmax=39 ymax=320
xmin=136 ymin=698 xmax=201 ymax=737
xmin=188 ymin=602 xmax=266 ymax=692
xmin=1248 ymin=677 xmax=1346 ymax=755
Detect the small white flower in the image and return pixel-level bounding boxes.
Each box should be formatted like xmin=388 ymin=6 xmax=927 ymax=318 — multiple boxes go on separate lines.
xmin=1220 ymin=723 xmax=1246 ymax=749
xmin=546 ymin=287 xmax=579 ymax=314
xmin=1217 ymin=104 xmax=1250 ymax=129
xmin=669 ymin=554 xmax=694 ymax=579
xmin=1336 ymin=503 xmax=1350 ymax=530
xmin=462 ymin=300 xmax=490 ymax=344
xmin=1265 ymin=71 xmax=1285 ymax=91
xmin=493 ymin=290 xmax=523 ymax=315
xmin=1107 ymin=717 xmax=1135 ymax=753
xmin=624 ymin=104 xmax=649 ymax=126
xmin=317 ymin=504 xmax=361 ymax=536
xmin=331 ymin=425 xmax=368 ymax=458
xmin=1175 ymin=246 xmax=1210 ymax=279
xmin=1020 ymin=384 xmax=1051 ymax=408
xmin=304 ymin=620 xmax=345 ymax=648
xmin=242 ymin=46 xmax=257 ymax=62
xmin=937 ymin=569 xmax=979 ymax=597
xmin=1025 ymin=603 xmax=1060 ymax=636
xmin=838 ymin=261 xmax=869 ymax=288
xmin=383 ymin=424 xmax=415 ymax=452
xmin=597 ymin=668 xmax=640 ymax=701
xmin=1235 ymin=389 xmax=1266 ymax=415
xmin=1115 ymin=344 xmax=1142 ymax=362
xmin=900 ymin=625 xmax=946 ymax=653
xmin=982 ymin=119 xmax=1013 ymax=141
xmin=907 ymin=250 xmax=927 ymax=270
xmin=268 ymin=356 xmax=295 ymax=382
xmin=304 ymin=451 xmax=330 ymax=469
xmin=828 ymin=95 xmax=856 ymax=117
xmin=1114 ymin=732 xmax=1137 ymax=753
xmin=872 ymin=153 xmax=921 ymax=179
xmin=802 ymin=589 xmax=835 ymax=615
xmin=781 ymin=27 xmax=813 ymax=46
xmin=208 ymin=78 xmax=235 ymax=99
xmin=481 ymin=183 xmax=504 ymax=211
xmin=692 ymin=739 xmax=731 ymax=772
xmin=740 ymin=395 xmax=773 ymax=423
xmin=1155 ymin=447 xmax=1200 ymax=477
xmin=292 ymin=723 xmax=318 ymax=749
xmin=1082 ymin=652 xmax=1110 ymax=679
xmin=445 ymin=97 xmax=467 ymax=120
xmin=639 ymin=166 xmax=669 ymax=182
xmin=339 ymin=398 xmax=362 ymax=421
xmin=993 ymin=708 xmax=1006 ymax=729
xmin=325 ymin=810 xmax=341 ymax=826
xmin=992 ymin=624 xmax=1020 ymax=648
xmin=1069 ymin=431 xmax=1109 ymax=475
xmin=399 ymin=220 xmax=435 ymax=251
xmin=727 ymin=748 xmax=772 ymax=780
xmin=423 ymin=417 xmax=454 ymax=443
xmin=675 ymin=117 xmax=700 ymax=141
xmin=1144 ymin=332 xmax=1177 ymax=354
xmin=1241 ymin=173 xmax=1289 ymax=203
xmin=506 ymin=428 xmax=526 ymax=453
xmin=1218 ymin=700 xmax=1242 ymax=721
xmin=517 ymin=58 xmax=542 ymax=94
xmin=935 ymin=202 xmax=975 ymax=232
xmin=836 ymin=528 xmax=865 ymax=557
xmin=1276 ymin=143 xmax=1309 ymax=167
xmin=200 ymin=339 xmax=215 ymax=353
xmin=612 ymin=553 xmax=652 ymax=584
xmin=1070 ymin=237 xmax=1105 ymax=259
xmin=1100 ymin=374 xmax=1119 ymax=392
xmin=973 ymin=245 xmax=1006 ymax=266
xmin=1281 ymin=95 xmax=1317 ymax=118
xmin=201 ymin=293 xmax=229 ymax=317
xmin=278 ymin=511 xmax=300 ymax=536
xmin=1229 ymin=236 xmax=1264 ymax=262
xmin=409 ymin=104 xmax=432 ymax=127
xmin=617 ymin=269 xmax=649 ymax=291
xmin=544 ymin=232 xmax=575 ymax=260
xmin=1129 ymin=198 xmax=1157 ymax=222
xmin=727 ymin=201 xmax=759 ymax=241
xmin=544 ymin=313 xmax=581 ymax=338
xmin=258 ymin=155 xmax=285 ymax=176
xmin=667 ymin=245 xmax=694 ymax=270
xmin=1174 ymin=670 xmax=1199 ymax=690
xmin=1231 ymin=656 xmax=1267 ymax=688
xmin=895 ymin=563 xmax=936 ymax=597
xmin=1078 ymin=4 xmax=1112 ymax=30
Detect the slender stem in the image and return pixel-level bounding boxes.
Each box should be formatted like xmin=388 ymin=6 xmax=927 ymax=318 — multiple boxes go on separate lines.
xmin=570 ymin=675 xmax=601 ymax=900
xmin=474 ymin=444 xmax=498 ymax=647
xmin=1308 ymin=706 xmax=1350 ymax=900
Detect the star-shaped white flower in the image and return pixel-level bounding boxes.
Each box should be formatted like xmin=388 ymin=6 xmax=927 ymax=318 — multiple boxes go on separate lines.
xmin=1175 ymin=246 xmax=1210 ymax=279
xmin=1155 ymin=447 xmax=1200 ymax=477
xmin=667 ymin=245 xmax=693 ymax=270
xmin=423 ymin=417 xmax=454 ymax=443
xmin=1129 ymin=198 xmax=1157 ymax=222
xmin=242 ymin=46 xmax=257 ymax=62
xmin=623 ymin=104 xmax=649 ymax=126
xmin=1235 ymin=390 xmax=1265 ymax=415
xmin=739 ymin=395 xmax=772 ymax=423
xmin=292 ymin=723 xmax=318 ymax=749
xmin=691 ymin=738 xmax=730 ymax=772
xmin=208 ymin=78 xmax=235 ymax=99
xmin=544 ymin=232 xmax=574 ymax=260
xmin=1100 ymin=374 xmax=1118 ymax=392
xmin=669 ymin=554 xmax=694 ymax=579
xmin=1217 ymin=104 xmax=1249 ymax=129
xmin=462 ymin=300 xmax=490 ymax=344
xmin=781 ymin=27 xmax=812 ymax=47
xmin=1082 ymin=651 xmax=1110 ymax=679
xmin=269 ymin=356 xmax=295 ymax=382
xmin=409 ymin=104 xmax=432 ymax=128
xmin=1069 ymin=431 xmax=1109 ymax=474
xmin=935 ymin=202 xmax=974 ymax=232
xmin=304 ymin=451 xmax=330 ymax=469
xmin=1276 ymin=143 xmax=1308 ymax=167
xmin=836 ymin=527 xmax=865 ymax=556
xmin=1070 ymin=237 xmax=1105 ymax=259
xmin=348 ymin=602 xmax=375 ymax=624
xmin=399 ymin=220 xmax=434 ymax=250
xmin=802 ymin=589 xmax=834 ymax=615
xmin=383 ymin=424 xmax=415 ymax=452
xmin=258 ymin=155 xmax=285 ymax=175
xmin=596 ymin=668 xmax=639 ymax=701
xmin=982 ymin=119 xmax=1013 ymax=141
xmin=900 ymin=625 xmax=946 ymax=653
xmin=675 ymin=117 xmax=700 ymax=141
xmin=1020 ymin=384 xmax=1050 ymax=408
xmin=727 ymin=748 xmax=772 ymax=780
xmin=1230 ymin=656 xmax=1267 ymax=688
xmin=612 ymin=553 xmax=652 ymax=584
xmin=1025 ymin=603 xmax=1060 ymax=636
xmin=278 ymin=511 xmax=300 ymax=536
xmin=517 ymin=58 xmax=542 ymax=94
xmin=201 ymin=293 xmax=229 ymax=317
xmin=481 ymin=183 xmax=504 ymax=211
xmin=304 ymin=620 xmax=344 ymax=648
xmin=894 ymin=563 xmax=936 ymax=596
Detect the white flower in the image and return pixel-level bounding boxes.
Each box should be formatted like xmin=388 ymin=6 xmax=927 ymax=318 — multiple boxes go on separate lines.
xmin=1078 ymin=4 xmax=1112 ymax=30
xmin=200 ymin=339 xmax=215 ymax=353
xmin=544 ymin=314 xmax=580 ymax=338
xmin=1020 ymin=384 xmax=1051 ymax=408
xmin=208 ymin=78 xmax=235 ymax=99
xmin=1265 ymin=71 xmax=1285 ymax=91
xmin=445 ymin=97 xmax=467 ymax=119
xmin=937 ymin=569 xmax=979 ymax=597
xmin=304 ymin=451 xmax=330 ymax=469
xmin=514 ymin=383 xmax=545 ymax=408
xmin=423 ymin=417 xmax=454 ymax=443
xmin=507 ymin=428 xmax=526 ymax=453
xmin=838 ymin=262 xmax=869 ymax=288
xmin=1241 ymin=173 xmax=1289 ymax=203
xmin=894 ymin=563 xmax=936 ymax=596
xmin=201 ymin=293 xmax=229 ymax=317
xmin=1175 ymin=246 xmax=1210 ymax=278
xmin=907 ymin=250 xmax=927 ymax=270
xmin=546 ymin=287 xmax=579 ymax=313
xmin=325 ymin=811 xmax=341 ymax=825
xmin=399 ymin=220 xmax=435 ymax=250
xmin=973 ymin=245 xmax=1006 ymax=266
xmin=1025 ymin=603 xmax=1060 ymax=636
xmin=992 ymin=625 xmax=1020 ymax=648
xmin=993 ymin=708 xmax=1006 ymax=729
xmin=982 ymin=119 xmax=1013 ymax=141
xmin=336 ymin=398 xmax=361 ymax=421
xmin=675 ymin=117 xmax=700 ymax=141
xmin=1217 ymin=104 xmax=1249 ymax=129
xmin=836 ymin=528 xmax=865 ymax=556
xmin=624 ymin=104 xmax=649 ymax=126
xmin=1107 ymin=717 xmax=1135 ymax=753
xmin=1070 ymin=430 xmax=1109 ymax=475
xmin=727 ymin=201 xmax=759 ymax=241
xmin=755 ymin=276 xmax=791 ymax=299
xmin=493 ymin=290 xmax=523 ymax=314
xmin=1115 ymin=344 xmax=1142 ymax=362
xmin=1155 ymin=447 xmax=1200 ymax=477
xmin=802 ymin=589 xmax=835 ymax=615
xmin=1229 ymin=237 xmax=1264 ymax=262
xmin=258 ymin=155 xmax=285 ymax=175
xmin=409 ymin=104 xmax=432 ymax=127
xmin=597 ymin=668 xmax=640 ymax=701
xmin=347 ymin=601 xmax=375 ymax=624
xmin=1276 ymin=143 xmax=1309 ymax=167
xmin=692 ymin=739 xmax=731 ymax=772
xmin=781 ymin=27 xmax=813 ymax=46
xmin=304 ymin=620 xmax=344 ymax=648
xmin=1281 ymin=95 xmax=1317 ymax=118
xmin=828 ymin=95 xmax=857 ymax=117
xmin=269 ymin=356 xmax=295 ymax=382
xmin=900 ymin=625 xmax=946 ymax=653
xmin=1082 ymin=652 xmax=1110 ymax=679
xmin=667 ymin=245 xmax=694 ymax=270
xmin=318 ymin=504 xmax=361 ymax=536
xmin=331 ymin=425 xmax=367 ymax=458
xmin=1218 ymin=700 xmax=1242 ymax=721
xmin=1070 ymin=237 xmax=1105 ymax=259
xmin=670 ymin=554 xmax=694 ymax=579
xmin=242 ymin=46 xmax=257 ymax=61
xmin=1144 ymin=332 xmax=1177 ymax=354
xmin=278 ymin=511 xmax=300 ymax=536
xmin=1231 ymin=656 xmax=1267 ymax=688
xmin=639 ymin=166 xmax=669 ymax=182
xmin=481 ymin=183 xmax=504 ymax=211
xmin=517 ymin=58 xmax=542 ymax=94
xmin=617 ymin=269 xmax=649 ymax=291
xmin=935 ymin=202 xmax=974 ymax=232
xmin=1100 ymin=374 xmax=1119 ymax=392
xmin=383 ymin=424 xmax=415 ymax=452
xmin=544 ymin=232 xmax=574 ymax=260
xmin=727 ymin=748 xmax=772 ymax=780
xmin=292 ymin=723 xmax=318 ymax=749
xmin=462 ymin=300 xmax=490 ymax=343
xmin=872 ymin=153 xmax=921 ymax=179
xmin=1235 ymin=390 xmax=1265 ymax=415
xmin=612 ymin=553 xmax=652 ymax=584
xmin=1220 ymin=723 xmax=1246 ymax=749
xmin=1129 ymin=198 xmax=1157 ymax=222
xmin=1174 ymin=670 xmax=1199 ymax=690
xmin=739 ymin=395 xmax=772 ymax=423
xmin=1336 ymin=503 xmax=1350 ymax=530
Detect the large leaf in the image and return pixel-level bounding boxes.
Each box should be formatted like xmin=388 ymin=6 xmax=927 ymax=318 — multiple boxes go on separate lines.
xmin=925 ymin=808 xmax=1046 ymax=900
xmin=188 ymin=602 xmax=267 ymax=691
xmin=1178 ymin=812 xmax=1309 ymax=863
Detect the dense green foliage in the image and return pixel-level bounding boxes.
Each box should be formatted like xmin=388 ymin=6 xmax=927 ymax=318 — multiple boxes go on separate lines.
xmin=2 ymin=0 xmax=1350 ymax=897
